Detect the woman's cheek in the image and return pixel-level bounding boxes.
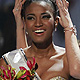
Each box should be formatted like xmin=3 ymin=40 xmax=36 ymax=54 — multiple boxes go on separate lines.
xmin=26 ymin=22 xmax=34 ymax=28
xmin=49 ymin=18 xmax=54 ymax=25
xmin=46 ymin=11 xmax=54 ymax=25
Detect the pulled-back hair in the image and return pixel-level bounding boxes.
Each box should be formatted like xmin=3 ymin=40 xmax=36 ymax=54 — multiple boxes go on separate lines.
xmin=21 ymin=0 xmax=58 ymax=19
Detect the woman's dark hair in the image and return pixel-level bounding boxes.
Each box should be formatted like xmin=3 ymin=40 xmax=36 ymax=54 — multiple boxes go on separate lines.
xmin=21 ymin=0 xmax=58 ymax=19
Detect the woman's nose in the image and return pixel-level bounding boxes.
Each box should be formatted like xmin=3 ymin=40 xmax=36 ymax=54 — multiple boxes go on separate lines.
xmin=35 ymin=18 xmax=43 ymax=27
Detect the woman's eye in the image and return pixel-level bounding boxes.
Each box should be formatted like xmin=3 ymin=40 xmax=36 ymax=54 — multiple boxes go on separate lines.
xmin=27 ymin=17 xmax=35 ymax=20
xmin=42 ymin=15 xmax=51 ymax=19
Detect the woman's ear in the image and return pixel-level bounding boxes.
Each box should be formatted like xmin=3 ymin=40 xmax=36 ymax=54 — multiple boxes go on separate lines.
xmin=54 ymin=16 xmax=59 ymax=31
xmin=22 ymin=17 xmax=26 ymax=30
xmin=22 ymin=17 xmax=28 ymax=34
xmin=55 ymin=16 xmax=59 ymax=28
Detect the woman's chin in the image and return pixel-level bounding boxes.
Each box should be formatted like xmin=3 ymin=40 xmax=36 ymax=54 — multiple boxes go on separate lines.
xmin=33 ymin=40 xmax=45 ymax=44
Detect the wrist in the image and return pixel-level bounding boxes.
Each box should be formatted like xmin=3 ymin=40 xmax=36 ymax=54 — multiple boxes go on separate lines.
xmin=16 ymin=24 xmax=24 ymax=29
xmin=64 ymin=25 xmax=77 ymax=36
xmin=16 ymin=21 xmax=24 ymax=29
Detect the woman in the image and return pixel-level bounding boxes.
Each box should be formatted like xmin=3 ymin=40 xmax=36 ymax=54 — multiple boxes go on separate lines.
xmin=0 ymin=0 xmax=80 ymax=80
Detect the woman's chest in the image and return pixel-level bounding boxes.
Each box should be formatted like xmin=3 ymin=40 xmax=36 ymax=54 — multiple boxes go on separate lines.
xmin=35 ymin=57 xmax=69 ymax=80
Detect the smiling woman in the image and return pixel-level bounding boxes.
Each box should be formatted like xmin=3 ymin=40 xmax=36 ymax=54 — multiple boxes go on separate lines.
xmin=24 ymin=3 xmax=54 ymax=44
xmin=0 ymin=0 xmax=80 ymax=80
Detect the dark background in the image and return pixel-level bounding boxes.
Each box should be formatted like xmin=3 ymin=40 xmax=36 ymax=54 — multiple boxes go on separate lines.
xmin=0 ymin=0 xmax=80 ymax=58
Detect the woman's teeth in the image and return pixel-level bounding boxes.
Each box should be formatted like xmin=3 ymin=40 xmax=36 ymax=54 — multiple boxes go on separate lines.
xmin=35 ymin=30 xmax=45 ymax=33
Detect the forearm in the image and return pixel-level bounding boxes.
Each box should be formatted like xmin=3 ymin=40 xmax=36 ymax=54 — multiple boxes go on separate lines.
xmin=13 ymin=0 xmax=27 ymax=49
xmin=16 ymin=26 xmax=27 ymax=49
xmin=56 ymin=0 xmax=80 ymax=78
xmin=65 ymin=31 xmax=80 ymax=78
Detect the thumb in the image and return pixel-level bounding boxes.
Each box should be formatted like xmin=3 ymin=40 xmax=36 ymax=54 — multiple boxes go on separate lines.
xmin=66 ymin=1 xmax=69 ymax=8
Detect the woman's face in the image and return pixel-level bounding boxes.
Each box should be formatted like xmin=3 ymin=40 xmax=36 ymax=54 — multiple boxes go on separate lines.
xmin=24 ymin=1 xmax=55 ymax=43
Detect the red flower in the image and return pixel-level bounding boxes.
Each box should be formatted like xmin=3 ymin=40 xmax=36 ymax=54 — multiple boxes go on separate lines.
xmin=0 ymin=57 xmax=37 ymax=80
xmin=0 ymin=65 xmax=16 ymax=80
xmin=18 ymin=76 xmax=30 ymax=80
xmin=27 ymin=57 xmax=35 ymax=70
xmin=18 ymin=78 xmax=23 ymax=80
xmin=18 ymin=57 xmax=36 ymax=79
xmin=19 ymin=67 xmax=31 ymax=78
xmin=26 ymin=76 xmax=30 ymax=80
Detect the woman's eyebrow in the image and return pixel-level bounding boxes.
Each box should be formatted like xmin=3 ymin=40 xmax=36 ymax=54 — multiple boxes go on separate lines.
xmin=26 ymin=13 xmax=49 ymax=16
xmin=41 ymin=12 xmax=49 ymax=15
xmin=26 ymin=14 xmax=35 ymax=16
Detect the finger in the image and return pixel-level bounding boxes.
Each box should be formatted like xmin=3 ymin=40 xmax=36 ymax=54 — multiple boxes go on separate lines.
xmin=14 ymin=0 xmax=23 ymax=11
xmin=13 ymin=0 xmax=26 ymax=16
xmin=60 ymin=8 xmax=68 ymax=20
xmin=18 ymin=0 xmax=26 ymax=11
xmin=57 ymin=6 xmax=68 ymax=24
xmin=56 ymin=0 xmax=63 ymax=6
xmin=17 ymin=0 xmax=26 ymax=8
xmin=56 ymin=0 xmax=63 ymax=11
xmin=66 ymin=1 xmax=69 ymax=8
xmin=15 ymin=0 xmax=22 ymax=7
xmin=62 ymin=0 xmax=69 ymax=9
xmin=21 ymin=0 xmax=26 ymax=5
xmin=56 ymin=0 xmax=68 ymax=15
xmin=62 ymin=0 xmax=67 ymax=9
xmin=18 ymin=0 xmax=26 ymax=4
xmin=15 ymin=0 xmax=19 ymax=6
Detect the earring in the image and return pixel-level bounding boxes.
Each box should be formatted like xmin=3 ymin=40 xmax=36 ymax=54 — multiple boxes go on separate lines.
xmin=55 ymin=28 xmax=57 ymax=31
xmin=25 ymin=29 xmax=28 ymax=35
xmin=26 ymin=31 xmax=28 ymax=34
xmin=55 ymin=23 xmax=57 ymax=26
xmin=55 ymin=23 xmax=57 ymax=31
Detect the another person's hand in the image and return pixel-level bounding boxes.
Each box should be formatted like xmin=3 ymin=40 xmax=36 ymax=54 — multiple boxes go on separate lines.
xmin=13 ymin=0 xmax=26 ymax=29
xmin=56 ymin=0 xmax=73 ymax=29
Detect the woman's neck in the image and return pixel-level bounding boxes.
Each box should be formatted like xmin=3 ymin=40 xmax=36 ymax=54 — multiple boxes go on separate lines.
xmin=29 ymin=40 xmax=56 ymax=58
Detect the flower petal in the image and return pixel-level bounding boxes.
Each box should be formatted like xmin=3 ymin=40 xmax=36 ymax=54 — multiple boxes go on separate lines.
xmin=3 ymin=70 xmax=9 ymax=79
xmin=7 ymin=70 xmax=12 ymax=80
xmin=12 ymin=70 xmax=16 ymax=79
xmin=19 ymin=67 xmax=27 ymax=71
xmin=8 ymin=65 xmax=11 ymax=71
xmin=0 ymin=75 xmax=6 ymax=80
xmin=0 ymin=66 xmax=5 ymax=70
xmin=32 ymin=57 xmax=35 ymax=67
xmin=18 ymin=78 xmax=23 ymax=80
xmin=21 ymin=70 xmax=31 ymax=78
xmin=26 ymin=76 xmax=30 ymax=80
xmin=19 ymin=67 xmax=31 ymax=78
xmin=27 ymin=61 xmax=33 ymax=70
xmin=16 ymin=70 xmax=25 ymax=79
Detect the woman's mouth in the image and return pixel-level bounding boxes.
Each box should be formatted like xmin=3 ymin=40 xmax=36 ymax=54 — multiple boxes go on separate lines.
xmin=35 ymin=30 xmax=45 ymax=33
xmin=34 ymin=29 xmax=46 ymax=35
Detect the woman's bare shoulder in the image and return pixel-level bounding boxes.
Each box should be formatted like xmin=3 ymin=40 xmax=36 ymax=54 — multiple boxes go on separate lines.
xmin=54 ymin=45 xmax=65 ymax=54
xmin=0 ymin=58 xmax=7 ymax=67
xmin=50 ymin=45 xmax=66 ymax=59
